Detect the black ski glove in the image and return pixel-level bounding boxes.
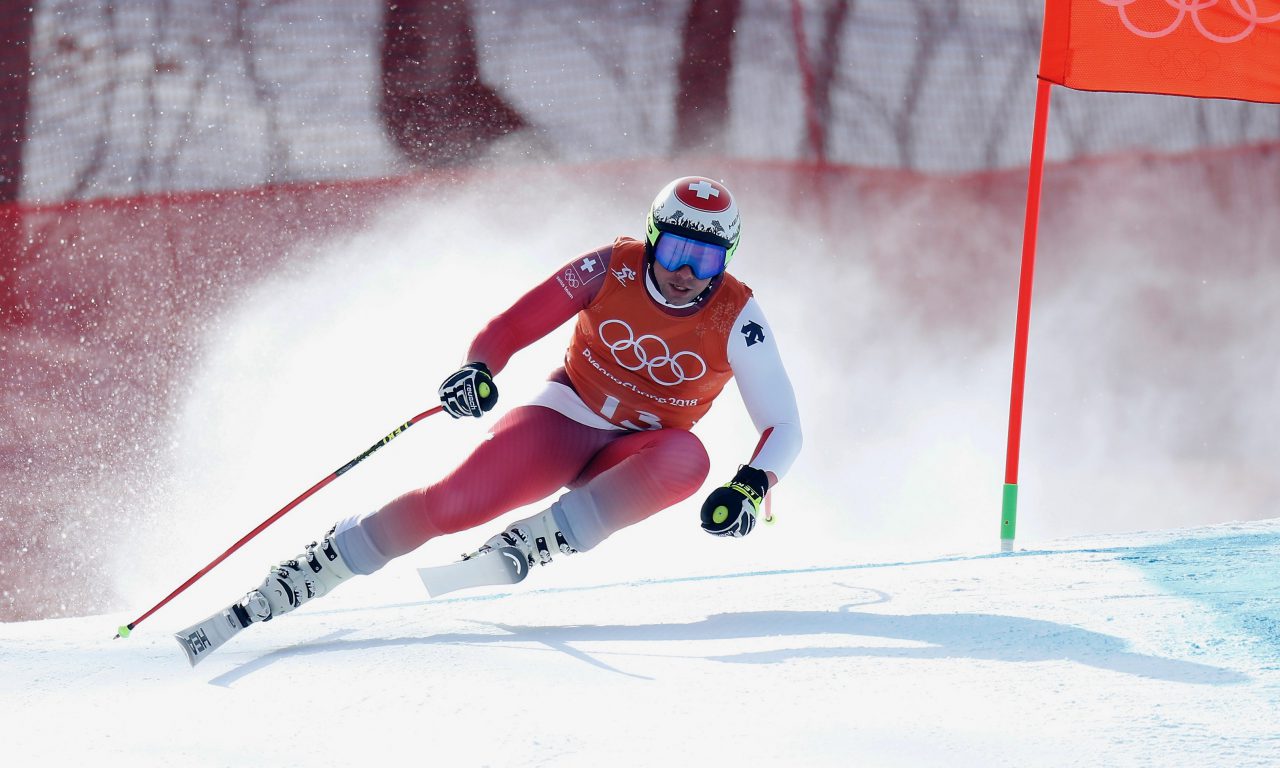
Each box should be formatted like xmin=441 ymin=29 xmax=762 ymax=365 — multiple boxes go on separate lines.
xmin=438 ymin=362 xmax=498 ymax=419
xmin=700 ymin=465 xmax=769 ymax=538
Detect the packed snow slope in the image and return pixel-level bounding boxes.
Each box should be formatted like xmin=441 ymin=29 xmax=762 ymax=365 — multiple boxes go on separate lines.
xmin=3 ymin=519 xmax=1279 ymax=767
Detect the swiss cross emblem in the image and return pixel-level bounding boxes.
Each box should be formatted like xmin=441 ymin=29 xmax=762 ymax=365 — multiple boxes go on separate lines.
xmin=674 ymin=178 xmax=731 ymax=213
xmin=579 ymin=257 xmax=597 ymax=273
xmin=688 ymin=180 xmax=718 ymax=200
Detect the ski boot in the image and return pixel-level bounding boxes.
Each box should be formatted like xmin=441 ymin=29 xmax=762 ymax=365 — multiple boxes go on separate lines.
xmin=477 ymin=510 xmax=578 ymax=571
xmin=236 ymin=524 xmax=356 ymax=625
xmin=418 ymin=507 xmax=577 ymax=597
xmin=174 ymin=524 xmax=356 ymax=665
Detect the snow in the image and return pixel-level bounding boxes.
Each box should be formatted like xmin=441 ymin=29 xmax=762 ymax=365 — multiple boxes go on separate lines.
xmin=8 ymin=0 xmax=1280 ymax=760
xmin=5 ymin=154 xmax=1280 ymax=764
xmin=6 ymin=163 xmax=1279 ymax=764
xmin=2 ymin=520 xmax=1278 ymax=766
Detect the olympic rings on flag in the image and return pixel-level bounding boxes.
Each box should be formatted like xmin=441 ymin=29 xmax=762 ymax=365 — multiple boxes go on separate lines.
xmin=1099 ymin=0 xmax=1280 ymax=44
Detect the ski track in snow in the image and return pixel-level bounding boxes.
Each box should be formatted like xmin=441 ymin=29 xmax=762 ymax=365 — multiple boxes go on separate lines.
xmin=3 ymin=520 xmax=1278 ymax=767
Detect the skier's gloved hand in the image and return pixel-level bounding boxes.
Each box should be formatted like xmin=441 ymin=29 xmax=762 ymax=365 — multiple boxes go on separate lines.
xmin=438 ymin=362 xmax=498 ymax=419
xmin=700 ymin=465 xmax=769 ymax=538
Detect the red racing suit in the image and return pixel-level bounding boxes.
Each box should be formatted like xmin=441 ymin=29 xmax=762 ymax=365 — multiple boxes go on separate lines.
xmin=348 ymin=236 xmax=801 ymax=566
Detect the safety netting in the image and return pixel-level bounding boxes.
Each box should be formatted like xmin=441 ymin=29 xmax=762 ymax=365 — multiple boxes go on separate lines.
xmin=7 ymin=0 xmax=1280 ymax=203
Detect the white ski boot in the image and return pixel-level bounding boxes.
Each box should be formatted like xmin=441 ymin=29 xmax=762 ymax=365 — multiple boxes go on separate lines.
xmin=480 ymin=511 xmax=578 ymax=571
xmin=239 ymin=525 xmax=355 ymax=623
xmin=418 ymin=507 xmax=577 ymax=597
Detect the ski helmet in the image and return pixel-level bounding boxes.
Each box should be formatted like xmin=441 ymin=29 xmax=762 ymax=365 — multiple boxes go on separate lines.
xmin=646 ymin=176 xmax=742 ymax=277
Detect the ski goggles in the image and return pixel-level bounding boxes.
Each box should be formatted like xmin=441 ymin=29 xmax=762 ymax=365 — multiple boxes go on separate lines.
xmin=653 ymin=232 xmax=728 ymax=279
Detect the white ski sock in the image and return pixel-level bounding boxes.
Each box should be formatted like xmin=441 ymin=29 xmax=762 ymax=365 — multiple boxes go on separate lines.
xmin=332 ymin=513 xmax=391 ymax=575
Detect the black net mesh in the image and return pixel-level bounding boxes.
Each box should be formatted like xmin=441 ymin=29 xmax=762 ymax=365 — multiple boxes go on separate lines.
xmin=11 ymin=0 xmax=1280 ymax=203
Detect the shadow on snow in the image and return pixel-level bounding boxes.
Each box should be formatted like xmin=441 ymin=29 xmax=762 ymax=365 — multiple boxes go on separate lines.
xmin=209 ymin=604 xmax=1246 ymax=687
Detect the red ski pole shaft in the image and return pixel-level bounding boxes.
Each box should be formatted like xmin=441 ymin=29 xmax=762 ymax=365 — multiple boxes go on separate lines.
xmin=115 ymin=406 xmax=444 ymax=638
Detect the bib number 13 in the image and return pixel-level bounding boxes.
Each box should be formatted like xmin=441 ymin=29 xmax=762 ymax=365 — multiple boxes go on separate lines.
xmin=601 ymin=395 xmax=662 ymax=431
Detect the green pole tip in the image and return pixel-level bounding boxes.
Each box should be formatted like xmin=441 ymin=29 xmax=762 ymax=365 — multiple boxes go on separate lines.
xmin=116 ymin=625 xmax=131 ymax=638
xmin=1000 ymin=483 xmax=1019 ymax=541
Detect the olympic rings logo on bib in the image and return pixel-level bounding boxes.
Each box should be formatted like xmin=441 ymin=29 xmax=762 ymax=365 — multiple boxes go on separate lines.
xmin=598 ymin=319 xmax=707 ymax=386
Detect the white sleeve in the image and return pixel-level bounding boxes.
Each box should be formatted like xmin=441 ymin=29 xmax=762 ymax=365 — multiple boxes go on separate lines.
xmin=725 ymin=296 xmax=803 ymax=481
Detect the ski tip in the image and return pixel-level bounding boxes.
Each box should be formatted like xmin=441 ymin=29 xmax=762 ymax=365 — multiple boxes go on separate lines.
xmin=174 ymin=633 xmax=201 ymax=667
xmin=417 ymin=566 xmax=446 ymax=598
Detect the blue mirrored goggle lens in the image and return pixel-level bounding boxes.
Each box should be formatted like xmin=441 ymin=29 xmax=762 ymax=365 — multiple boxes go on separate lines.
xmin=653 ymin=234 xmax=727 ymax=279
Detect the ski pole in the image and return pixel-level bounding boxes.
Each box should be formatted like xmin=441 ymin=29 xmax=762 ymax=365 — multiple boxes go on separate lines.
xmin=115 ymin=405 xmax=445 ymax=639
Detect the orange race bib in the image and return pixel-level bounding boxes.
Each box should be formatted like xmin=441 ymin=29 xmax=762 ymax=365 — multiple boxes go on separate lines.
xmin=564 ymin=237 xmax=751 ymax=431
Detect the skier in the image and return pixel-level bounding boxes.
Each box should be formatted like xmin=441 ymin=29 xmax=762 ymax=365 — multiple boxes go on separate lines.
xmin=230 ymin=175 xmax=802 ymax=629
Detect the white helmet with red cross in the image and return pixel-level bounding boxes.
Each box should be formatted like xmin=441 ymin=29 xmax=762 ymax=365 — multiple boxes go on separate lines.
xmin=646 ymin=176 xmax=742 ymax=278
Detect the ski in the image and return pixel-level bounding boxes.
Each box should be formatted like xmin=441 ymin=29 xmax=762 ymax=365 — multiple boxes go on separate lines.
xmin=418 ymin=545 xmax=527 ymax=597
xmin=173 ymin=601 xmax=253 ymax=667
xmin=175 ymin=546 xmax=528 ymax=664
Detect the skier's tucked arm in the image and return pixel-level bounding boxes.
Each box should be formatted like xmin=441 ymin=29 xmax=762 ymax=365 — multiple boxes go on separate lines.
xmin=700 ymin=297 xmax=803 ymax=537
xmin=439 ymin=246 xmax=611 ymax=418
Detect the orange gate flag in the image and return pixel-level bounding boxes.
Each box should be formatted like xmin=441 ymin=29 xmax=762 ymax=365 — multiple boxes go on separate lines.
xmin=1039 ymin=0 xmax=1280 ymax=103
